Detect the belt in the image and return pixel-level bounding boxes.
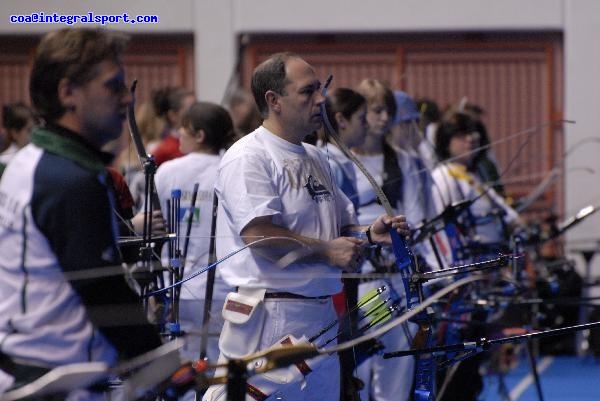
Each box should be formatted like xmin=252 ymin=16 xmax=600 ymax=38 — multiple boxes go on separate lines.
xmin=264 ymin=292 xmax=330 ymax=300
xmin=234 ymin=287 xmax=330 ymax=300
xmin=358 ymin=276 xmax=381 ymax=284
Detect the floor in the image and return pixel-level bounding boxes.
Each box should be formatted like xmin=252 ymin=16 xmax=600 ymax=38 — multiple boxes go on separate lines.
xmin=481 ymin=354 xmax=600 ymax=401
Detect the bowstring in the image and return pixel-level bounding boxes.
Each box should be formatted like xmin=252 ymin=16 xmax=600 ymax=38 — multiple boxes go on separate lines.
xmin=143 ymin=235 xmax=309 ymax=298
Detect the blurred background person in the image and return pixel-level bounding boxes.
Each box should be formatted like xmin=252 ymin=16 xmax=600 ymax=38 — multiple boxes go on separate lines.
xmin=319 ymin=86 xmax=368 ymax=400
xmin=0 ymin=103 xmax=36 ymax=170
xmin=432 ymin=110 xmax=521 ymax=257
xmin=154 ymin=101 xmax=236 ymax=401
xmin=416 ymin=98 xmax=442 ymax=169
xmin=430 ymin=110 xmax=523 ymax=401
xmin=151 ymin=86 xmax=196 ymax=166
xmin=388 ymin=90 xmax=447 ymax=270
xmin=319 ymin=87 xmax=368 ymax=211
xmin=389 ymin=91 xmax=437 ymax=221
xmin=462 ymin=101 xmax=505 ymax=196
xmin=226 ymin=87 xmax=262 ymax=137
xmin=388 ymin=91 xmax=422 ymax=157
xmin=354 ymin=78 xmax=418 ymax=401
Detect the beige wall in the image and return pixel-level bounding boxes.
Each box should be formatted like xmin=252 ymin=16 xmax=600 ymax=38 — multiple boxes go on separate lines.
xmin=1 ymin=0 xmax=565 ymax=101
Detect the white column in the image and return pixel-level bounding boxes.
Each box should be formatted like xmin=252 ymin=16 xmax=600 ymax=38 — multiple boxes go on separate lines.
xmin=564 ymin=0 xmax=600 ymax=249
xmin=564 ymin=0 xmax=600 ymax=354
xmin=192 ymin=0 xmax=236 ymax=104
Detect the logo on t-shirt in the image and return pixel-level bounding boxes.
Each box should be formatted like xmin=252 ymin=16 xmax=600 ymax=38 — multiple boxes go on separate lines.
xmin=304 ymin=175 xmax=331 ymax=203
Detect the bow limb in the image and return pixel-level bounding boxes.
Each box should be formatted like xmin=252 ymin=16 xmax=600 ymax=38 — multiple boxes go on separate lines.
xmin=126 ymin=80 xmax=150 ymax=165
xmin=125 ymin=80 xmax=162 ymax=243
xmin=320 ymin=76 xmax=419 ymax=310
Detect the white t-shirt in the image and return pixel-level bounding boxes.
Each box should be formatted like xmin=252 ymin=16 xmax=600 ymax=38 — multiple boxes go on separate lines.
xmin=0 ymin=143 xmax=19 ymax=165
xmin=154 ymin=152 xmax=233 ymax=300
xmin=215 ymin=126 xmax=357 ymax=296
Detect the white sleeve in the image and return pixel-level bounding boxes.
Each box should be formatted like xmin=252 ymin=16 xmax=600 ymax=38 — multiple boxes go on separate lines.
xmin=337 ymin=186 xmax=358 ymax=227
xmin=430 ymin=166 xmax=459 ymax=214
xmin=486 ymin=185 xmax=520 ymax=224
xmin=216 ymin=153 xmax=282 ymax=235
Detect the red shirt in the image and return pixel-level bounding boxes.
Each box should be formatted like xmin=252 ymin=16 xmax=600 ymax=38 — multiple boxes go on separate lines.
xmin=152 ymin=136 xmax=183 ymax=166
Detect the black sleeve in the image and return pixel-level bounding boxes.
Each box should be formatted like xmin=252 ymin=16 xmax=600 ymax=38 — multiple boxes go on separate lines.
xmin=31 ymin=154 xmax=162 ymax=358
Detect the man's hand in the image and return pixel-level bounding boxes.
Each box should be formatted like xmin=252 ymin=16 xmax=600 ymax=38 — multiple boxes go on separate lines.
xmin=369 ymin=214 xmax=410 ymax=245
xmin=323 ymin=237 xmax=366 ymax=272
xmin=132 ymin=210 xmax=166 ymax=236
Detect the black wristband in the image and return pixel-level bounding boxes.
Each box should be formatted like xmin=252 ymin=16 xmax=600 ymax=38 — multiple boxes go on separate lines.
xmin=366 ymin=225 xmax=375 ymax=245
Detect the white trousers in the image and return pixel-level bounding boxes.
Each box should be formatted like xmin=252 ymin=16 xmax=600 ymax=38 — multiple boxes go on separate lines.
xmin=203 ymin=296 xmax=340 ymax=401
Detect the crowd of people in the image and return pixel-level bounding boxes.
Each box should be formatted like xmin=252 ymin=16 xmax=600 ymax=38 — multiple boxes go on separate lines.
xmin=0 ymin=28 xmax=526 ymax=401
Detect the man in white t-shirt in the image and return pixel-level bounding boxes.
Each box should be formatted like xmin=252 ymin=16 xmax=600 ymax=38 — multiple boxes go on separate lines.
xmin=203 ymin=52 xmax=409 ymax=401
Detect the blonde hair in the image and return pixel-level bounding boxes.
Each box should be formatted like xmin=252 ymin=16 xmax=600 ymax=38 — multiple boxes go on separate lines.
xmin=135 ymin=101 xmax=165 ymax=145
xmin=357 ymin=79 xmax=387 ymax=105
xmin=356 ymin=78 xmax=397 ymax=117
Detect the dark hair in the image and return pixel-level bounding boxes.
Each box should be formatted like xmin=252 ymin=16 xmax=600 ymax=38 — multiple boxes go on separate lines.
xmin=464 ymin=102 xmax=485 ymax=117
xmin=152 ymin=86 xmax=195 ymax=119
xmin=470 ymin=119 xmax=490 ymax=160
xmin=251 ymin=52 xmax=299 ymax=118
xmin=2 ymin=103 xmax=34 ymax=132
xmin=434 ymin=112 xmax=477 ymax=161
xmin=324 ymin=88 xmax=366 ymax=131
xmin=416 ymin=98 xmax=441 ymax=126
xmin=29 ymin=28 xmax=129 ymax=122
xmin=182 ymin=102 xmax=235 ymax=152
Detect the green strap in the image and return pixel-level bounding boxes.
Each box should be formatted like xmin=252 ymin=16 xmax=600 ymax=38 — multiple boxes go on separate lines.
xmin=30 ymin=128 xmax=106 ymax=173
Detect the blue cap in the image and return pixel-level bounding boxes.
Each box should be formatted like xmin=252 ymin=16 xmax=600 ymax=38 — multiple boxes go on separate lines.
xmin=394 ymin=91 xmax=420 ymax=123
